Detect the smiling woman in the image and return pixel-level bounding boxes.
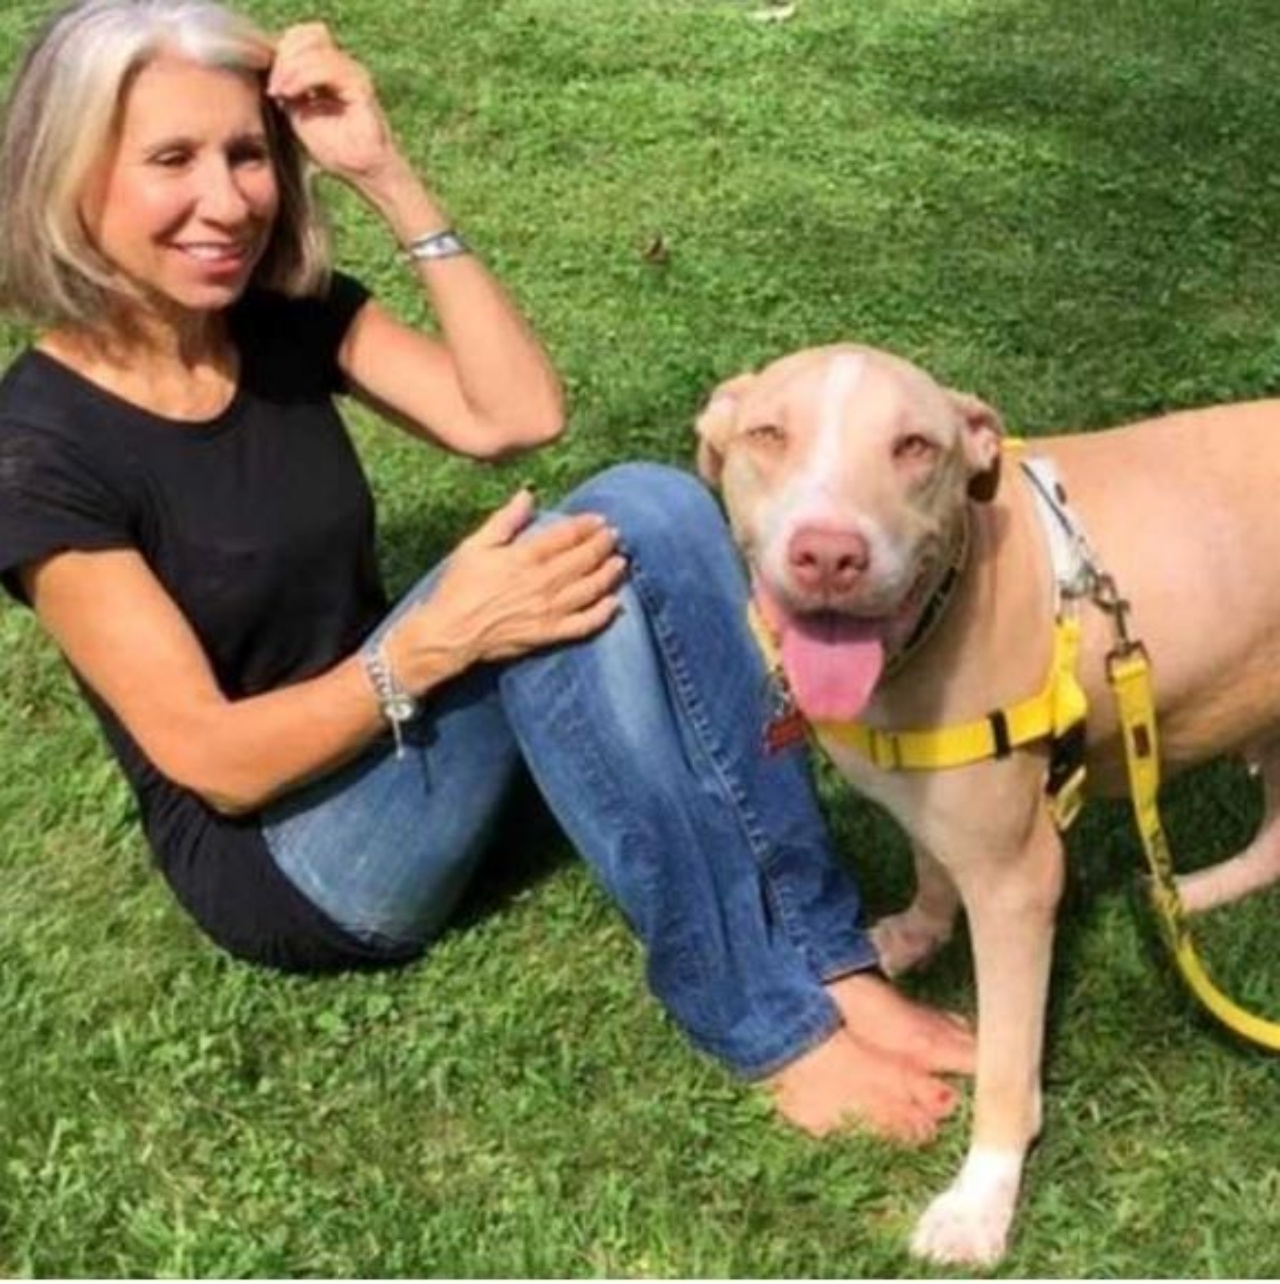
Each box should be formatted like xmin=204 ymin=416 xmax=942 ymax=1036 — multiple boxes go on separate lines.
xmin=0 ymin=2 xmax=322 ymax=326
xmin=0 ymin=0 xmax=974 ymax=1146
xmin=81 ymin=57 xmax=280 ymax=310
xmin=43 ymin=55 xmax=283 ymax=419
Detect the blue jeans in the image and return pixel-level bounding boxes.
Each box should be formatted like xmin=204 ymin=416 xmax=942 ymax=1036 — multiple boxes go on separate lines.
xmin=262 ymin=464 xmax=878 ymax=1078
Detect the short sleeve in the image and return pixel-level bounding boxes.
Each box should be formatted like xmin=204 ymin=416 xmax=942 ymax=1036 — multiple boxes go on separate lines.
xmin=0 ymin=425 xmax=133 ymax=604
xmin=231 ymin=271 xmax=372 ymax=398
xmin=321 ymin=272 xmax=373 ymax=357
xmin=316 ymin=272 xmax=373 ymax=393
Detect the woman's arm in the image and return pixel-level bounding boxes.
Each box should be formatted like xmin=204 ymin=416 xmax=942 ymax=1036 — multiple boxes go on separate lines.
xmin=27 ymin=548 xmax=383 ymax=816
xmin=24 ymin=494 xmax=622 ymax=816
xmin=269 ymin=24 xmax=564 ymax=458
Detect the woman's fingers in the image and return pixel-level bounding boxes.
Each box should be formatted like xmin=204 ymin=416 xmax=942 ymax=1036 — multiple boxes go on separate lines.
xmin=267 ymin=23 xmax=338 ymax=96
xmin=422 ymin=505 xmax=627 ymax=663
xmin=502 ymin=513 xmax=625 ymax=621
xmin=510 ymin=511 xmax=611 ymax=560
xmin=461 ymin=489 xmax=538 ymax=549
xmin=271 ymin=50 xmax=368 ymax=100
xmin=504 ymin=553 xmax=625 ymax=652
xmin=550 ymin=593 xmax=622 ymax=642
xmin=532 ymin=523 xmax=621 ymax=585
xmin=268 ymin=25 xmax=379 ymax=133
xmin=271 ymin=21 xmax=340 ymax=67
xmin=548 ymin=554 xmax=628 ymax=614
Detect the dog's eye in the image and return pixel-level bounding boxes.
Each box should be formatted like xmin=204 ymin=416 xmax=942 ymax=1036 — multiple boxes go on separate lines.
xmin=744 ymin=422 xmax=786 ymax=447
xmin=893 ymin=433 xmax=938 ymax=463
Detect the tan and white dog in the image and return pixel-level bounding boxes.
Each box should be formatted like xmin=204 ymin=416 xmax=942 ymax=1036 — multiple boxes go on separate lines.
xmin=695 ymin=343 xmax=1280 ymax=1266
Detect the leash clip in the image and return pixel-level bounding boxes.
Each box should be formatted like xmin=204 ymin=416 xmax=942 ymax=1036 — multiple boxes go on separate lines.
xmin=1093 ymin=572 xmax=1138 ymax=658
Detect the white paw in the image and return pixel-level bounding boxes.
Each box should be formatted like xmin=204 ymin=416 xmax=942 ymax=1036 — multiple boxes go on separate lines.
xmin=910 ymin=1183 xmax=1014 ymax=1267
xmin=870 ymin=910 xmax=952 ymax=976
xmin=909 ymin=1148 xmax=1023 ymax=1268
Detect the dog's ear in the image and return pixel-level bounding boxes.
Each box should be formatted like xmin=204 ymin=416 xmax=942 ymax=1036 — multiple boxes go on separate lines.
xmin=694 ymin=372 xmax=757 ymax=486
xmin=947 ymin=388 xmax=1005 ymax=503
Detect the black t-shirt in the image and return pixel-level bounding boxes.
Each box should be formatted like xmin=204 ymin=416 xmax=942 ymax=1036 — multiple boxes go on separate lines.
xmin=0 ymin=272 xmax=416 ymax=971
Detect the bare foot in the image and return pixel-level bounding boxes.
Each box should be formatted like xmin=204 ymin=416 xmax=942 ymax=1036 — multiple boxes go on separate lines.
xmin=766 ymin=1027 xmax=959 ymax=1145
xmin=827 ymin=971 xmax=976 ymax=1076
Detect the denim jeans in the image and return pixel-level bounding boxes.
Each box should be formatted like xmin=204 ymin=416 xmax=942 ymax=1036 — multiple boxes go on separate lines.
xmin=262 ymin=464 xmax=877 ymax=1078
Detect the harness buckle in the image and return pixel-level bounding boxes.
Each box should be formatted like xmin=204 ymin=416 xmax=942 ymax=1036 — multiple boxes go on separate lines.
xmin=986 ymin=709 xmax=1013 ymax=758
xmin=870 ymin=729 xmax=903 ymax=770
xmin=1047 ymin=721 xmax=1088 ymax=830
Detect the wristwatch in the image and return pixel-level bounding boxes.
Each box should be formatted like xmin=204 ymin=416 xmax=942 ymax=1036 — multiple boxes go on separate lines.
xmin=405 ymin=228 xmax=470 ymax=262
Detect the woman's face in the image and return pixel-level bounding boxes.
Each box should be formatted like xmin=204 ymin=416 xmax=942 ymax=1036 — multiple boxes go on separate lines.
xmin=80 ymin=52 xmax=280 ymax=323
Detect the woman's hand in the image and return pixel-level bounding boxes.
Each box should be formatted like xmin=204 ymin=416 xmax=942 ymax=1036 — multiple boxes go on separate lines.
xmin=386 ymin=491 xmax=628 ymax=689
xmin=266 ymin=23 xmax=403 ymax=187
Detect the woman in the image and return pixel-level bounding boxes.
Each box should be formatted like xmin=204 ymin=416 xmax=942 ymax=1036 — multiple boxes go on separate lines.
xmin=0 ymin=0 xmax=972 ymax=1142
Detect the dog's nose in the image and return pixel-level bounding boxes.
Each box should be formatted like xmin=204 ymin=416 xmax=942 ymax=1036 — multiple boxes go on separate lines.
xmin=787 ymin=526 xmax=870 ymax=594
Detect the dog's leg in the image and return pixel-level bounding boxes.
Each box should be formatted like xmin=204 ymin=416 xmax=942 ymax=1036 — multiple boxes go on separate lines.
xmin=910 ymin=806 xmax=1064 ymax=1267
xmin=1178 ymin=746 xmax=1280 ymax=913
xmin=870 ymin=841 xmax=961 ymax=975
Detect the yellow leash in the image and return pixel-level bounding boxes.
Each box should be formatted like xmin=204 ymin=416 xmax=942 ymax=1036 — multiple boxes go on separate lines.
xmin=1106 ymin=633 xmax=1280 ymax=1051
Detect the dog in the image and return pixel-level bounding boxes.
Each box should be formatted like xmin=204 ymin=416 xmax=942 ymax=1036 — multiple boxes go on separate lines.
xmin=694 ymin=342 xmax=1280 ymax=1266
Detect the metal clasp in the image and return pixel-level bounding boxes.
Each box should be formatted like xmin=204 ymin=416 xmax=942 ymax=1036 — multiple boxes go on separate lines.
xmin=1093 ymin=572 xmax=1136 ymax=657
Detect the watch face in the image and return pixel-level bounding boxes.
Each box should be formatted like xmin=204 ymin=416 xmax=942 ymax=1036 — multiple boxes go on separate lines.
xmin=387 ymin=695 xmax=417 ymax=722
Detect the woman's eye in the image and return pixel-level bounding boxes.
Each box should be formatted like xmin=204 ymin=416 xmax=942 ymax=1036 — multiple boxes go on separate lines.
xmin=150 ymin=149 xmax=192 ymax=169
xmin=230 ymin=142 xmax=271 ymax=168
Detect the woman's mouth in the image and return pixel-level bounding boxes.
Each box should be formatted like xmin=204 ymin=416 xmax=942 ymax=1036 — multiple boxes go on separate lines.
xmin=174 ymin=240 xmax=255 ymax=272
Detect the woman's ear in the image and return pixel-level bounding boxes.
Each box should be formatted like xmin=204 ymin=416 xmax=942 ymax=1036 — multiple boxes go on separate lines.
xmin=694 ymin=372 xmax=757 ymax=486
xmin=946 ymin=388 xmax=1005 ymax=503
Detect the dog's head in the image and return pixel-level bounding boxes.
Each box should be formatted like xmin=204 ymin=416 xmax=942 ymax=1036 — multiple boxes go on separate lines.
xmin=695 ymin=343 xmax=1003 ymax=721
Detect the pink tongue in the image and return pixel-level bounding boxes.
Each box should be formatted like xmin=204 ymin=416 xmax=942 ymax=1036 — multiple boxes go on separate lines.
xmin=780 ymin=615 xmax=886 ymax=722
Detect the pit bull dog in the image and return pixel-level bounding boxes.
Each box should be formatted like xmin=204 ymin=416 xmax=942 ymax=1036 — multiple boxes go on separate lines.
xmin=695 ymin=343 xmax=1280 ymax=1266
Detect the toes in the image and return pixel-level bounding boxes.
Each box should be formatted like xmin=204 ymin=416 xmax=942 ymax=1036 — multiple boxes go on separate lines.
xmin=765 ymin=1031 xmax=960 ymax=1145
xmin=827 ymin=972 xmax=976 ymax=1075
xmin=887 ymin=1014 xmax=977 ymax=1077
xmin=913 ymin=1077 xmax=959 ymax=1117
xmin=844 ymin=1055 xmax=960 ymax=1146
xmin=857 ymin=1086 xmax=945 ymax=1147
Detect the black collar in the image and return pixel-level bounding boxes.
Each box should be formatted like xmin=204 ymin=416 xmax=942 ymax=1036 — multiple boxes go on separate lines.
xmin=883 ymin=516 xmax=970 ymax=678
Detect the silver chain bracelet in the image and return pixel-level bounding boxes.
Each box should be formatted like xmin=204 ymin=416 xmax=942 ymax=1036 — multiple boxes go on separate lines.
xmin=361 ymin=642 xmax=418 ymax=759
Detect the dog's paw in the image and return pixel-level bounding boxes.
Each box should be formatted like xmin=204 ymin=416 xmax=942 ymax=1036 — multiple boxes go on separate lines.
xmin=909 ymin=1148 xmax=1022 ymax=1268
xmin=870 ymin=910 xmax=952 ymax=976
xmin=910 ymin=1185 xmax=1013 ymax=1268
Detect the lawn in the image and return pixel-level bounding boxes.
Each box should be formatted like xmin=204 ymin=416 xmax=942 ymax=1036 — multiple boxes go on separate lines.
xmin=3 ymin=0 xmax=1280 ymax=1276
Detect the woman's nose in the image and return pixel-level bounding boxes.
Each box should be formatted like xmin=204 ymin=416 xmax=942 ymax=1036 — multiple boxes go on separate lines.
xmin=198 ymin=159 xmax=254 ymax=222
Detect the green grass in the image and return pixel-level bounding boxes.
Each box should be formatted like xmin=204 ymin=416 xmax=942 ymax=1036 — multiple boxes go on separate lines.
xmin=4 ymin=0 xmax=1280 ymax=1275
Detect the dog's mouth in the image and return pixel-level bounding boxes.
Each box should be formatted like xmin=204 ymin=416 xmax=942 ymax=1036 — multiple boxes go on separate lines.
xmin=755 ymin=584 xmax=892 ymax=724
xmin=756 ymin=557 xmax=945 ymax=723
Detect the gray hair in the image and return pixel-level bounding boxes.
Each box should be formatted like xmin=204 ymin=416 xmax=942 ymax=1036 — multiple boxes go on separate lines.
xmin=0 ymin=0 xmax=330 ymax=330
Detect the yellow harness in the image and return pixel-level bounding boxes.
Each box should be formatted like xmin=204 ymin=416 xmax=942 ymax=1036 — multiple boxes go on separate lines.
xmin=753 ymin=448 xmax=1280 ymax=1051
xmin=817 ymin=613 xmax=1088 ymax=829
